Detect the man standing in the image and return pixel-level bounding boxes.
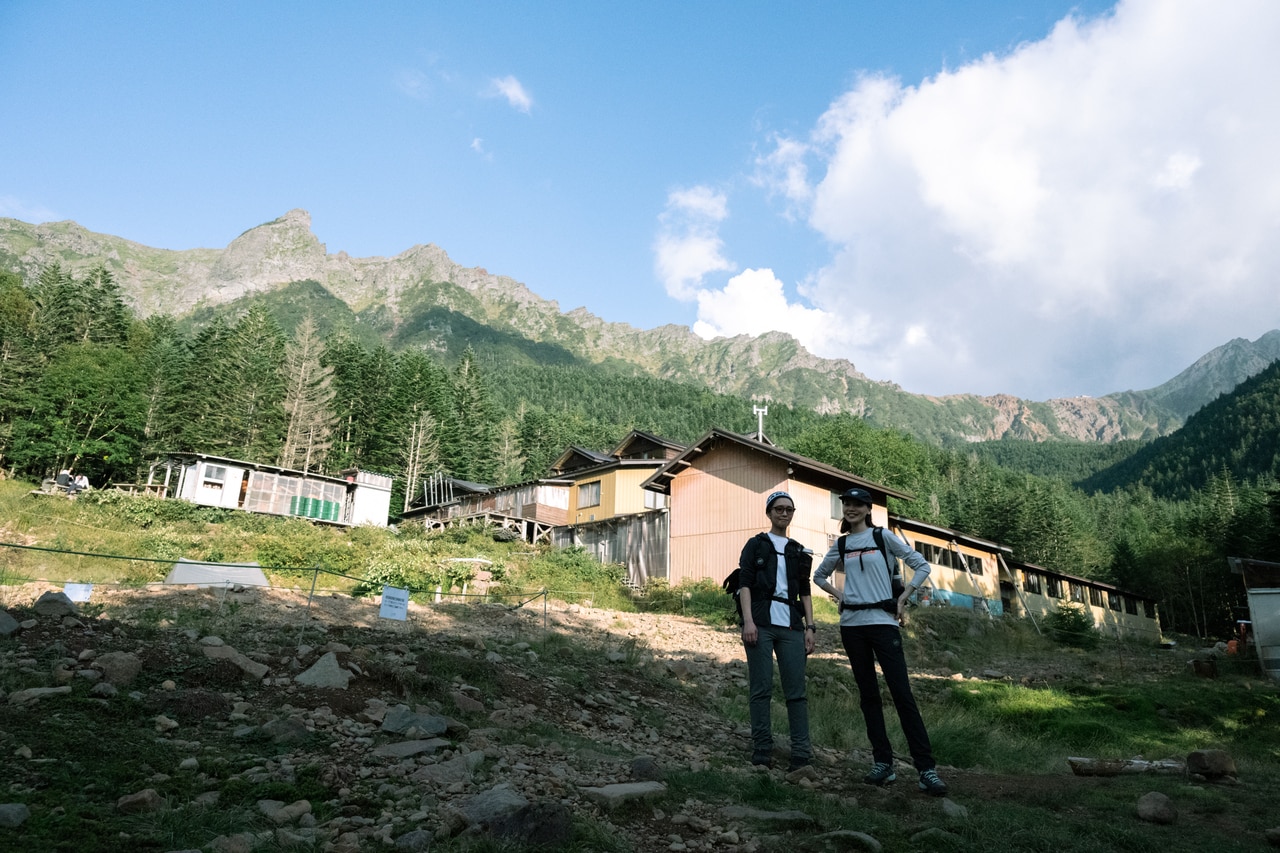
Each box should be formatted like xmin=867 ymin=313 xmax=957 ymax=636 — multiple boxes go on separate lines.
xmin=737 ymin=491 xmax=816 ymax=770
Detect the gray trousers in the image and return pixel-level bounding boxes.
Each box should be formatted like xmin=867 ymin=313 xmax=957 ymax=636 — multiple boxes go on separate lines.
xmin=744 ymin=622 xmax=811 ymax=762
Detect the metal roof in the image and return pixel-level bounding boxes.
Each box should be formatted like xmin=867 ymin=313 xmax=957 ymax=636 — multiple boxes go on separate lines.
xmin=640 ymin=427 xmax=913 ymax=501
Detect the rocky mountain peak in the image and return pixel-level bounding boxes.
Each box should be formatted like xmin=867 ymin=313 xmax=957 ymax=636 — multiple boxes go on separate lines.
xmin=206 ymin=211 xmax=328 ymax=300
xmin=1 ymin=210 xmax=1276 ymax=444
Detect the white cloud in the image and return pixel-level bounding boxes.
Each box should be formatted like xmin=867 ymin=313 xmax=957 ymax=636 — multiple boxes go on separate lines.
xmin=654 ymin=186 xmax=737 ymax=300
xmin=753 ymin=135 xmax=812 ymax=212
xmin=653 ymin=186 xmax=841 ymax=353
xmin=693 ymin=268 xmax=841 ymax=350
xmin=487 ymin=75 xmax=533 ymax=113
xmin=744 ymin=0 xmax=1280 ymax=398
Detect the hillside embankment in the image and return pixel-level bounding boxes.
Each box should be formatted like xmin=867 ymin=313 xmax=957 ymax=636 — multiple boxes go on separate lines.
xmin=2 ymin=580 xmax=1276 ymax=852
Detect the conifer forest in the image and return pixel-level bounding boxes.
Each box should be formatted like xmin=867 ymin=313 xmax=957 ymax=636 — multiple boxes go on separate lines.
xmin=2 ymin=263 xmax=1278 ymax=640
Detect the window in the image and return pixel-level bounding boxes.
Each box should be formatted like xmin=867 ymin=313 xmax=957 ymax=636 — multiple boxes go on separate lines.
xmin=917 ymin=541 xmax=947 ymax=566
xmin=1108 ymin=591 xmax=1123 ymax=611
xmin=644 ymin=490 xmax=666 ymax=510
xmin=202 ymin=464 xmax=226 ymax=491
xmin=578 ymin=481 xmax=601 ymax=508
xmin=1022 ymin=571 xmax=1042 ymax=595
xmin=1143 ymin=601 xmax=1156 ymax=619
xmin=964 ymin=554 xmax=984 ymax=576
xmin=1046 ymin=577 xmax=1062 ymax=599
xmin=1124 ymin=596 xmax=1138 ymax=615
xmin=1089 ymin=587 xmax=1104 ymax=607
xmin=1070 ymin=583 xmax=1086 ymax=604
xmin=830 ymin=492 xmax=843 ymax=519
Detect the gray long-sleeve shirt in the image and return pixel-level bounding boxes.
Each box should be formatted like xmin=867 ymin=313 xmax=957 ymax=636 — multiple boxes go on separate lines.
xmin=813 ymin=528 xmax=931 ymax=628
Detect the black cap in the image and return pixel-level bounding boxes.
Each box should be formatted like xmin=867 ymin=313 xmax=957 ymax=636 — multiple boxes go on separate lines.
xmin=839 ymin=487 xmax=873 ymax=505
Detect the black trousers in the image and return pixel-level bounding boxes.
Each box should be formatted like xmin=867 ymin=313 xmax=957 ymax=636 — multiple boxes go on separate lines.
xmin=839 ymin=623 xmax=936 ymax=771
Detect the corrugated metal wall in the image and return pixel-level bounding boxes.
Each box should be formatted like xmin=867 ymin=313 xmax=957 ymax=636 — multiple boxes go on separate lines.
xmin=668 ymin=444 xmax=787 ymax=586
xmin=551 ymin=511 xmax=669 ymax=587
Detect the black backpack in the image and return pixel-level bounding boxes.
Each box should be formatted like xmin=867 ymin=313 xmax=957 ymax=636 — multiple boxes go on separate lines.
xmin=723 ymin=536 xmax=804 ymax=626
xmin=837 ymin=527 xmax=906 ymax=606
xmin=723 ymin=568 xmax=745 ymax=625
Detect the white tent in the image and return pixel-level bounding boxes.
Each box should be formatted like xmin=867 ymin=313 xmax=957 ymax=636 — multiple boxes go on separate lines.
xmin=163 ymin=557 xmax=270 ymax=588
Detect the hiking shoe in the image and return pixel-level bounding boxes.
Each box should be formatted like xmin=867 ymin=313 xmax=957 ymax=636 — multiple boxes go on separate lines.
xmin=787 ymin=758 xmax=812 ymax=772
xmin=751 ymin=752 xmax=773 ymax=768
xmin=918 ymin=768 xmax=948 ymax=796
xmin=863 ymin=762 xmax=896 ymax=785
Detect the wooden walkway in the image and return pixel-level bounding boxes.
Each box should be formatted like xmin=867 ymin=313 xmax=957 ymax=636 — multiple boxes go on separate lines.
xmin=417 ymin=510 xmax=556 ymax=543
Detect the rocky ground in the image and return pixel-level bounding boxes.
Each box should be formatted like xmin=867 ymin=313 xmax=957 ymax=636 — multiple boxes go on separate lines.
xmin=0 ymin=582 xmax=1265 ymax=853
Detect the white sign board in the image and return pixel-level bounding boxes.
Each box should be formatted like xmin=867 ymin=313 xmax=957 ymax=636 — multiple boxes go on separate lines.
xmin=379 ymin=586 xmax=409 ymax=621
xmin=64 ymin=583 xmax=94 ymax=603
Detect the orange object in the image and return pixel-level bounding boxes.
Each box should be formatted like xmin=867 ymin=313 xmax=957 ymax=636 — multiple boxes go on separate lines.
xmin=1227 ymin=639 xmax=1239 ymax=655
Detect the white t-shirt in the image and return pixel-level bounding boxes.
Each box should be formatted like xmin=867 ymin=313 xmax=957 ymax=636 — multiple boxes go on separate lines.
xmin=767 ymin=532 xmax=791 ymax=627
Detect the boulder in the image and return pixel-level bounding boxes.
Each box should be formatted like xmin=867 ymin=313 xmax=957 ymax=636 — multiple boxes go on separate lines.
xmin=1136 ymin=791 xmax=1177 ymax=825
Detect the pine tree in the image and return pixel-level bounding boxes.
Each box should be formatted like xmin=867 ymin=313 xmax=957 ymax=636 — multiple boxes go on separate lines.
xmin=226 ymin=306 xmax=287 ymax=462
xmin=0 ymin=271 xmax=39 ymax=468
xmin=173 ymin=317 xmax=237 ymax=454
xmin=444 ymin=347 xmax=498 ymax=482
xmin=493 ymin=416 xmax=526 ymax=485
xmin=80 ymin=265 xmax=130 ymax=345
xmin=130 ymin=315 xmax=189 ymax=461
xmin=384 ymin=349 xmax=450 ymax=510
xmin=278 ymin=313 xmax=336 ymax=472
xmin=348 ymin=344 xmax=402 ymax=471
xmin=321 ymin=331 xmax=373 ymax=469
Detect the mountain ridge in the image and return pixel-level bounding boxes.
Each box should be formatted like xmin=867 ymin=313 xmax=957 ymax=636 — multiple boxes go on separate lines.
xmin=3 ymin=209 xmax=1276 ymax=445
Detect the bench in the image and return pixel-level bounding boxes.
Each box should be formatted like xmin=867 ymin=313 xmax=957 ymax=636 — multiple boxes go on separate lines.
xmin=31 ymin=479 xmax=76 ymax=498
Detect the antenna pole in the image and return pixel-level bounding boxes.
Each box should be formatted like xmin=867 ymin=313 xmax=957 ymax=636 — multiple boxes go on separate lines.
xmin=753 ymin=405 xmax=768 ymax=441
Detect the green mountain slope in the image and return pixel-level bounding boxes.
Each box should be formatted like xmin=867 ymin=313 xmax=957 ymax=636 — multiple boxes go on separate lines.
xmin=1079 ymin=359 xmax=1280 ymax=498
xmin=2 ymin=210 xmax=1273 ymax=446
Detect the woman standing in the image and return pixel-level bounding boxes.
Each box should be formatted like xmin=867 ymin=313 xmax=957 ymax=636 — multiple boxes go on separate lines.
xmin=737 ymin=491 xmax=816 ymax=770
xmin=812 ymin=487 xmax=949 ymax=796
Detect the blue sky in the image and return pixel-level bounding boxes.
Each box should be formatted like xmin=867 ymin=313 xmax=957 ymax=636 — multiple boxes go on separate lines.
xmin=3 ymin=0 xmax=1278 ymax=401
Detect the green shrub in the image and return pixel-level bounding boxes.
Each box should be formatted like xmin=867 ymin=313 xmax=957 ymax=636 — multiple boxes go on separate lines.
xmin=253 ymin=519 xmax=358 ymax=576
xmin=638 ymin=578 xmax=736 ymax=624
xmin=350 ymin=539 xmax=482 ymax=598
xmin=503 ymin=546 xmax=631 ymax=609
xmin=352 ymin=562 xmax=415 ymax=597
xmin=1044 ymin=602 xmax=1101 ymax=649
xmin=87 ymin=490 xmax=229 ymax=527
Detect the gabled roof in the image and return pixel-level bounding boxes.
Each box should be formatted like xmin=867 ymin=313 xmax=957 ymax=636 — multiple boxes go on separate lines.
xmin=640 ymin=427 xmax=913 ymax=502
xmin=447 ymin=477 xmax=495 ymax=495
xmin=550 ymin=446 xmax=616 ymax=475
xmin=611 ymin=430 xmax=686 ymax=460
xmin=549 ymin=433 xmax=682 ymax=479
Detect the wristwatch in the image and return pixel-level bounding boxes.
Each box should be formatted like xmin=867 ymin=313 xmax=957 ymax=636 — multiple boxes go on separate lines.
xmin=805 ymin=624 xmax=817 ymax=632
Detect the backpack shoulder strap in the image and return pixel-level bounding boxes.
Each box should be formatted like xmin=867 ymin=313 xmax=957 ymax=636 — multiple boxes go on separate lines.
xmin=837 ymin=534 xmax=848 ymax=561
xmin=872 ymin=527 xmax=897 ymax=575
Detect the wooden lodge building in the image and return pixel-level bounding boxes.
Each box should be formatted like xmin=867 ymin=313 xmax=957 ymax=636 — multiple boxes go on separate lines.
xmin=402 ymin=472 xmax=572 ymax=543
xmin=406 ymin=425 xmax=1163 ymax=641
xmin=139 ymin=453 xmax=393 ymax=528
